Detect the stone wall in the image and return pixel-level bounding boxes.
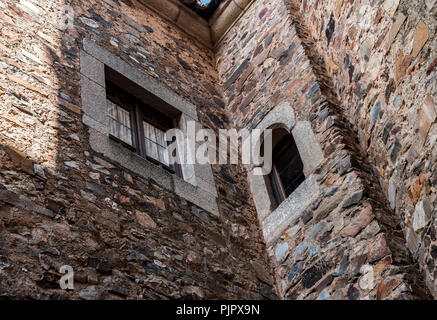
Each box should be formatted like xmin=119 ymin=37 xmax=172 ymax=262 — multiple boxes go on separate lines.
xmin=216 ymin=0 xmax=431 ymax=299
xmin=284 ymin=0 xmax=437 ymax=296
xmin=0 ymin=0 xmax=276 ymax=299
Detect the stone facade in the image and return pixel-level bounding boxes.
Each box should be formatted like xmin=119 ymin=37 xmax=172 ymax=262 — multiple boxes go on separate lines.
xmin=0 ymin=0 xmax=275 ymax=299
xmin=0 ymin=0 xmax=436 ymax=300
xmin=216 ymin=0 xmax=435 ymax=299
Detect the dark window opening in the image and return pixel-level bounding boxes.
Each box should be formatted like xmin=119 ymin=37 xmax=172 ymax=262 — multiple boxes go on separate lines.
xmin=268 ymin=129 xmax=305 ymax=206
xmin=105 ymin=68 xmax=183 ymax=178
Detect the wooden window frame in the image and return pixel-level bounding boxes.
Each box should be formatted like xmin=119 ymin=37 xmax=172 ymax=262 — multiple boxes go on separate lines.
xmin=269 ymin=134 xmax=305 ymax=206
xmin=106 ymin=81 xmax=183 ymax=178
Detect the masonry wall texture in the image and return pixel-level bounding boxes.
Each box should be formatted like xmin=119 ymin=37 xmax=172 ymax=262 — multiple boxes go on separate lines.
xmin=216 ymin=0 xmax=435 ymax=299
xmin=0 ymin=0 xmax=275 ymax=299
xmin=0 ymin=0 xmax=436 ymax=300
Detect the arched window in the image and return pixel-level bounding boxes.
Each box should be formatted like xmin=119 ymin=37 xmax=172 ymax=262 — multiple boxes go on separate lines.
xmin=267 ymin=128 xmax=305 ymax=206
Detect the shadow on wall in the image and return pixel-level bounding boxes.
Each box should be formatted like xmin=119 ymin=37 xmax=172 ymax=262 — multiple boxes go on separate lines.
xmin=0 ymin=0 xmax=276 ymax=300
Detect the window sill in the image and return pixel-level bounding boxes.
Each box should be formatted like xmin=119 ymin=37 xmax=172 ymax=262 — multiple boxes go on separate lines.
xmin=88 ymin=127 xmax=219 ymax=216
xmin=252 ymin=173 xmax=320 ymax=245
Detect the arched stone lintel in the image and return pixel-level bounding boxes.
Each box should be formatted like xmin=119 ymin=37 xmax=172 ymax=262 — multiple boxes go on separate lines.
xmin=248 ymin=101 xmax=325 ymax=245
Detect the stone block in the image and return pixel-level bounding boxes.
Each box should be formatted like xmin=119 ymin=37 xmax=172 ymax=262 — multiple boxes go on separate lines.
xmin=81 ymin=75 xmax=108 ymax=125
xmin=80 ymin=50 xmax=105 ymax=86
xmin=262 ymin=174 xmax=319 ymax=244
xmin=292 ymin=121 xmax=324 ymax=177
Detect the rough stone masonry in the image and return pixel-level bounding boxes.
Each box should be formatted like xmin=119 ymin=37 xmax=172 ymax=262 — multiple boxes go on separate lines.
xmin=0 ymin=0 xmax=436 ymax=300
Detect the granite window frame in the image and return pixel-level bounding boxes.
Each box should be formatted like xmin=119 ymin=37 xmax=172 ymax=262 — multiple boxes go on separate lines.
xmin=248 ymin=102 xmax=325 ymax=244
xmin=80 ymin=39 xmax=218 ymax=215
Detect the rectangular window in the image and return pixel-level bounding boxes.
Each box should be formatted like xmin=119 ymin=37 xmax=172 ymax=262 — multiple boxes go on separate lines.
xmin=106 ymin=81 xmax=182 ymax=177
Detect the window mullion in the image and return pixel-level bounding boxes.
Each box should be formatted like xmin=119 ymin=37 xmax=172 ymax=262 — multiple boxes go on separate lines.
xmin=134 ymin=103 xmax=146 ymax=158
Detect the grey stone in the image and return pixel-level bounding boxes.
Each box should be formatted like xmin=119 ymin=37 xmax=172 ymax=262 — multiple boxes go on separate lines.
xmin=308 ymin=243 xmax=319 ymax=258
xmin=292 ymin=121 xmax=325 ymax=177
xmin=370 ymin=100 xmax=382 ymax=128
xmin=301 ymin=210 xmax=313 ymax=224
xmin=80 ymin=50 xmax=105 ymax=86
xmin=342 ymin=190 xmax=364 ymax=208
xmin=317 ymin=289 xmax=331 ymax=300
xmin=0 ymin=190 xmax=54 ymax=218
xmin=262 ymin=174 xmax=319 ymax=244
xmin=388 ymin=177 xmax=396 ymax=210
xmin=79 ymin=17 xmax=99 ymax=29
xmin=288 ymin=263 xmax=302 ymax=282
xmin=333 ymin=252 xmax=349 ymax=276
xmin=254 ymin=102 xmax=296 ymax=137
xmin=79 ymin=286 xmax=98 ymax=300
xmin=413 ymin=198 xmax=432 ymax=232
xmin=293 ymin=242 xmax=308 ymax=261
xmin=393 ymin=96 xmax=403 ymax=109
xmin=325 ymin=186 xmax=338 ymax=197
xmin=80 ymin=75 xmax=108 ymax=125
xmin=80 ymin=190 xmax=97 ymax=203
xmin=275 ymin=242 xmax=289 ymax=262
xmin=65 ymin=161 xmax=80 ymax=170
xmin=308 ymin=221 xmax=327 ymax=240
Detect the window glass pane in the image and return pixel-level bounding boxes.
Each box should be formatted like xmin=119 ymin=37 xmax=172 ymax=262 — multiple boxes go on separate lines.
xmin=107 ymin=100 xmax=132 ymax=146
xmin=144 ymin=121 xmax=170 ymax=167
xmin=272 ymin=134 xmax=305 ymax=199
xmin=144 ymin=121 xmax=159 ymax=161
xmin=155 ymin=128 xmax=170 ymax=166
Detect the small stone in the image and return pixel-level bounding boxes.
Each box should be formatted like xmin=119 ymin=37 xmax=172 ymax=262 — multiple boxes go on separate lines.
xmin=79 ymin=286 xmax=98 ymax=300
xmin=275 ymin=242 xmax=289 ymax=262
xmin=325 ymin=187 xmax=338 ymax=197
xmin=288 ymin=263 xmax=302 ymax=282
xmin=382 ymin=0 xmax=400 ymax=17
xmin=393 ymin=96 xmax=403 ymax=109
xmin=293 ymin=242 xmax=308 ymax=261
xmin=325 ymin=13 xmax=335 ymax=46
xmin=308 ymin=221 xmax=327 ymax=240
xmin=144 ymin=25 xmax=154 ymax=33
xmin=342 ymin=190 xmax=364 ymax=208
xmin=368 ymin=234 xmax=389 ymax=263
xmin=359 ymin=265 xmax=375 ymax=291
xmin=333 ymin=252 xmax=349 ymax=276
xmin=370 ymin=100 xmax=382 ymax=128
xmin=418 ymin=95 xmax=436 ymax=142
xmin=412 ymin=198 xmax=432 ymax=232
xmin=301 ymin=210 xmax=313 ymax=224
xmin=148 ymin=197 xmax=165 ymax=211
xmin=135 ymin=210 xmax=157 ymax=228
xmin=308 ymin=243 xmax=319 ymax=258
xmin=425 ymin=0 xmax=436 ymax=10
xmin=34 ymin=164 xmax=46 ymax=179
xmin=287 ymin=225 xmax=300 ymax=238
xmin=301 ymin=266 xmax=322 ymax=289
xmin=80 ymin=190 xmax=97 ymax=203
xmin=388 ymin=177 xmax=396 ymax=210
xmin=338 ymin=155 xmax=353 ymax=175
xmin=88 ymin=11 xmax=110 ymax=28
xmin=342 ymin=205 xmax=374 ymax=237
xmin=65 ymin=161 xmax=80 ymax=169
xmin=317 ymin=289 xmax=331 ymax=300
xmin=395 ymin=51 xmax=410 ymax=82
xmin=412 ymin=21 xmax=430 ymax=57
xmin=79 ymin=17 xmax=99 ymax=29
xmin=383 ymin=13 xmax=406 ymax=52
